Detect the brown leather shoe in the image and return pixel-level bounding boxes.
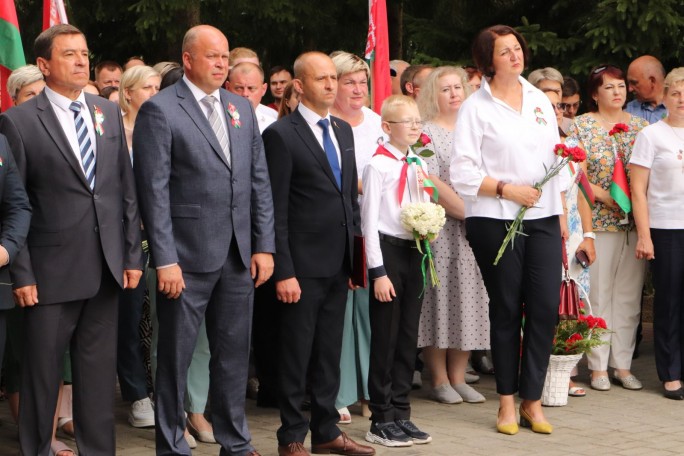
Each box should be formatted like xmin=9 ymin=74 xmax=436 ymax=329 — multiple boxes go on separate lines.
xmin=278 ymin=442 xmax=310 ymax=456
xmin=311 ymin=432 xmax=375 ymax=455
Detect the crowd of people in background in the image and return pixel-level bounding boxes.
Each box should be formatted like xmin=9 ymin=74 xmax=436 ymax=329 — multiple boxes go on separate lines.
xmin=0 ymin=20 xmax=683 ymax=456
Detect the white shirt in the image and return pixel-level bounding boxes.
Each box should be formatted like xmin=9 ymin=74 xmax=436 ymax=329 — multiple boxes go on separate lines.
xmin=630 ymin=120 xmax=684 ymax=229
xmin=352 ymin=106 xmax=386 ymax=178
xmin=361 ymin=143 xmax=430 ymax=277
xmin=182 ymin=75 xmax=230 ymax=149
xmin=297 ymin=103 xmax=341 ymax=164
xmin=450 ymin=76 xmax=565 ymax=220
xmin=255 ymin=104 xmax=277 ymax=133
xmin=44 ymin=86 xmax=96 ymax=175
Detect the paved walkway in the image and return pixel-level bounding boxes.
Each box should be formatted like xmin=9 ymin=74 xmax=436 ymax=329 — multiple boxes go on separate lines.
xmin=1 ymin=323 xmax=681 ymax=455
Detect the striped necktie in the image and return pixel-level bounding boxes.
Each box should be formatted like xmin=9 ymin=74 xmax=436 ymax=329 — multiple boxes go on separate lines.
xmin=201 ymin=95 xmax=231 ymax=167
xmin=69 ymin=101 xmax=96 ymax=190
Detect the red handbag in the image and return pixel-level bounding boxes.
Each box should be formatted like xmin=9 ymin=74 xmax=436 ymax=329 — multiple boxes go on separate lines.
xmin=559 ymin=241 xmax=580 ymax=320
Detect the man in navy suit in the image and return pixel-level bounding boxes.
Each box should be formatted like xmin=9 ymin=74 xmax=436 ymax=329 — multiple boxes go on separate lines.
xmin=134 ymin=25 xmax=274 ymax=456
xmin=262 ymin=52 xmax=374 ymax=456
xmin=0 ymin=24 xmax=143 ymax=455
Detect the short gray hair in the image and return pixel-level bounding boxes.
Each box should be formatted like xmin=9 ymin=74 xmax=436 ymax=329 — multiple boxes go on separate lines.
xmin=527 ymin=67 xmax=564 ymax=91
xmin=7 ymin=65 xmax=44 ymax=100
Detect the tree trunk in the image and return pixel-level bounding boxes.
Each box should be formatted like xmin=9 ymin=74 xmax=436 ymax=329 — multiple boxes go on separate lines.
xmin=388 ymin=0 xmax=403 ymax=60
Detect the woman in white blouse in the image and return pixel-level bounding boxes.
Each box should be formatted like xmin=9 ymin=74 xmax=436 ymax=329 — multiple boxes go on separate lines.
xmin=451 ymin=25 xmax=564 ymax=435
xmin=630 ymin=67 xmax=684 ymax=400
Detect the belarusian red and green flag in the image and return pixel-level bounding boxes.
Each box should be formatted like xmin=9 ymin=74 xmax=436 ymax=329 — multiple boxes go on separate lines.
xmin=43 ymin=0 xmax=68 ymax=31
xmin=364 ymin=0 xmax=391 ymax=114
xmin=608 ymin=123 xmax=632 ymax=214
xmin=0 ymin=0 xmax=25 ymax=112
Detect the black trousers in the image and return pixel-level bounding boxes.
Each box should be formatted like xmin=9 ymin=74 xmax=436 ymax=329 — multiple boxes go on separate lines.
xmin=253 ymin=278 xmax=281 ymax=406
xmin=466 ymin=216 xmax=561 ymax=400
xmin=276 ymin=269 xmax=348 ymax=445
xmin=651 ymin=228 xmax=684 ymax=382
xmin=368 ymin=238 xmax=424 ymax=423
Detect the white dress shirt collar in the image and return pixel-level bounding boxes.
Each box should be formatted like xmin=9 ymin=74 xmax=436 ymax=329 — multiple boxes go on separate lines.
xmin=182 ymin=75 xmax=221 ymax=104
xmin=44 ymin=85 xmax=87 ymax=113
xmin=297 ymin=102 xmax=330 ymax=126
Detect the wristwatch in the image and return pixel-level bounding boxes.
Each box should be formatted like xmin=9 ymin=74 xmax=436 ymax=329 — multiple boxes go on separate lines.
xmin=583 ymin=232 xmax=596 ymax=240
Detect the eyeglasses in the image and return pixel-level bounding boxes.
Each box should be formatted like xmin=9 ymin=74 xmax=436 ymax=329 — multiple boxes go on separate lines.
xmin=559 ymin=101 xmax=581 ymax=111
xmin=386 ymin=120 xmax=423 ymax=128
xmin=551 ymin=103 xmax=564 ymax=112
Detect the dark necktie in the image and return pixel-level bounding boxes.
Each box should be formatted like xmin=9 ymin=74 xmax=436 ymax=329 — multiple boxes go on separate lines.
xmin=69 ymin=101 xmax=96 ymax=190
xmin=317 ymin=118 xmax=341 ymax=189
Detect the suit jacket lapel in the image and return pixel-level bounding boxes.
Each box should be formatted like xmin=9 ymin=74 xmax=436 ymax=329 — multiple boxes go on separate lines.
xmin=176 ymin=80 xmax=231 ymax=170
xmin=35 ymin=91 xmax=91 ymax=190
xmin=291 ymin=109 xmax=340 ymax=192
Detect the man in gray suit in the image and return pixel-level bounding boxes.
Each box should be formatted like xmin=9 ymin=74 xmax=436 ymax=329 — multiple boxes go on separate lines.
xmin=0 ymin=24 xmax=143 ymax=455
xmin=134 ymin=25 xmax=275 ymax=456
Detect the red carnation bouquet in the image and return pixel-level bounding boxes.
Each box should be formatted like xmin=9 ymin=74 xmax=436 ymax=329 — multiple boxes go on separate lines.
xmin=493 ymin=143 xmax=587 ymax=265
xmin=552 ymin=301 xmax=610 ymax=355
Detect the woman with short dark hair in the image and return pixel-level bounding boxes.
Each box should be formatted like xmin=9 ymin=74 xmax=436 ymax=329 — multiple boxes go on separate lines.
xmin=451 ymin=25 xmax=565 ymax=435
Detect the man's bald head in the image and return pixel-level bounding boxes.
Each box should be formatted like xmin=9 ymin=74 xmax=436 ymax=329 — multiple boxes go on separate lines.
xmin=627 ymin=55 xmax=666 ymax=105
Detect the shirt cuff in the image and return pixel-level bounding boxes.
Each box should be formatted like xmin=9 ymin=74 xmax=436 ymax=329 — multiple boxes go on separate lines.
xmin=369 ymin=265 xmax=386 ymax=280
xmin=156 ymin=263 xmax=177 ymax=270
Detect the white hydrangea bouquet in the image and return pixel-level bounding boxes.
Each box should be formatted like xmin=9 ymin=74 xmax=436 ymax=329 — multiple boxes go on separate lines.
xmin=400 ymin=202 xmax=446 ymax=289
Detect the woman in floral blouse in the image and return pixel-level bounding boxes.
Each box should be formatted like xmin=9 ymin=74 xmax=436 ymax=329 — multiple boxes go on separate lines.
xmin=567 ymin=64 xmax=648 ymax=392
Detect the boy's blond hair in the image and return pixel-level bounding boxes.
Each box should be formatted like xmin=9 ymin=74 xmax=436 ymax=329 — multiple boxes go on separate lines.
xmin=380 ymin=94 xmax=418 ymax=121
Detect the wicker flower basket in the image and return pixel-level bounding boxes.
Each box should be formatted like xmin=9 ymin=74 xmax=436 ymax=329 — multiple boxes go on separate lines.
xmin=541 ymin=353 xmax=583 ymax=406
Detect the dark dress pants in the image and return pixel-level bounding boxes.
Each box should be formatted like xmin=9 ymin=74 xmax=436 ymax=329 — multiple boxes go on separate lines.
xmin=276 ymin=269 xmax=348 ymax=446
xmin=117 ymin=253 xmax=149 ymax=402
xmin=466 ymin=216 xmax=561 ymax=400
xmin=367 ymin=239 xmax=424 ymax=423
xmin=651 ymin=228 xmax=684 ymax=382
xmin=253 ymin=278 xmax=281 ymax=407
xmin=155 ymin=242 xmax=255 ymax=456
xmin=19 ymin=270 xmax=119 ymax=456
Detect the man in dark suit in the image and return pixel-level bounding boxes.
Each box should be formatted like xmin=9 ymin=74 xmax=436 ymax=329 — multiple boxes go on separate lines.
xmin=0 ymin=133 xmax=31 ymax=385
xmin=262 ymin=52 xmax=374 ymax=456
xmin=133 ymin=25 xmax=274 ymax=456
xmin=0 ymin=24 xmax=143 ymax=455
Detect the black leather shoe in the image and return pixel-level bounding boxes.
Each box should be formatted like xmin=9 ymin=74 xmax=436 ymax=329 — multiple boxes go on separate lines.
xmin=664 ymin=386 xmax=684 ymax=400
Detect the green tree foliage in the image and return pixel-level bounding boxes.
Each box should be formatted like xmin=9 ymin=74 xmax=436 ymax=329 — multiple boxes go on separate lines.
xmin=11 ymin=0 xmax=684 ymax=86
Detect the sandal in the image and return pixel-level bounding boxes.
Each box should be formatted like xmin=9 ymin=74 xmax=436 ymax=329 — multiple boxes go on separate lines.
xmin=57 ymin=417 xmax=75 ymax=440
xmin=51 ymin=439 xmax=75 ymax=456
xmin=568 ymin=386 xmax=586 ymax=397
xmin=337 ymin=407 xmax=351 ymax=424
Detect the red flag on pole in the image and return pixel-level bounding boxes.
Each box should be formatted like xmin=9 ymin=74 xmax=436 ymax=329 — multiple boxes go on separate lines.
xmin=43 ymin=0 xmax=68 ymax=31
xmin=364 ymin=0 xmax=391 ymax=114
xmin=0 ymin=0 xmax=25 ymax=112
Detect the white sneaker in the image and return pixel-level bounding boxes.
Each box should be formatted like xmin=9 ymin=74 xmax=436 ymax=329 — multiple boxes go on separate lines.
xmin=128 ymin=397 xmax=155 ymax=428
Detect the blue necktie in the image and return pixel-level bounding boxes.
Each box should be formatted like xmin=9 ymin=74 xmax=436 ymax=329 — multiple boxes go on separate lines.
xmin=317 ymin=118 xmax=341 ymax=189
xmin=69 ymin=102 xmax=96 ymax=190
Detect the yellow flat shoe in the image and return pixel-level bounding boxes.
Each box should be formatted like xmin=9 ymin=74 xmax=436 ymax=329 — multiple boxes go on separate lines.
xmin=519 ymin=406 xmax=553 ymax=434
xmin=496 ymin=422 xmax=519 ymax=435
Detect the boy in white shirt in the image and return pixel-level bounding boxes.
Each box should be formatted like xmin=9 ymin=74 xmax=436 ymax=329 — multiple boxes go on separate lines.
xmin=362 ymin=95 xmax=433 ymax=448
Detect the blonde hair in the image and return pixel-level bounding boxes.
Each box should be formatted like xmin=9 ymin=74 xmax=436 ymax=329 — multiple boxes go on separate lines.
xmin=664 ymin=67 xmax=684 ymax=94
xmin=417 ymin=66 xmax=472 ymax=121
xmin=119 ymin=65 xmax=160 ymax=113
xmin=229 ymin=47 xmax=259 ymax=67
xmin=331 ymin=52 xmax=370 ymax=79
xmin=381 ymin=94 xmax=418 ymax=121
xmin=152 ymin=61 xmax=179 ymax=79
xmin=7 ymin=64 xmax=43 ymax=100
